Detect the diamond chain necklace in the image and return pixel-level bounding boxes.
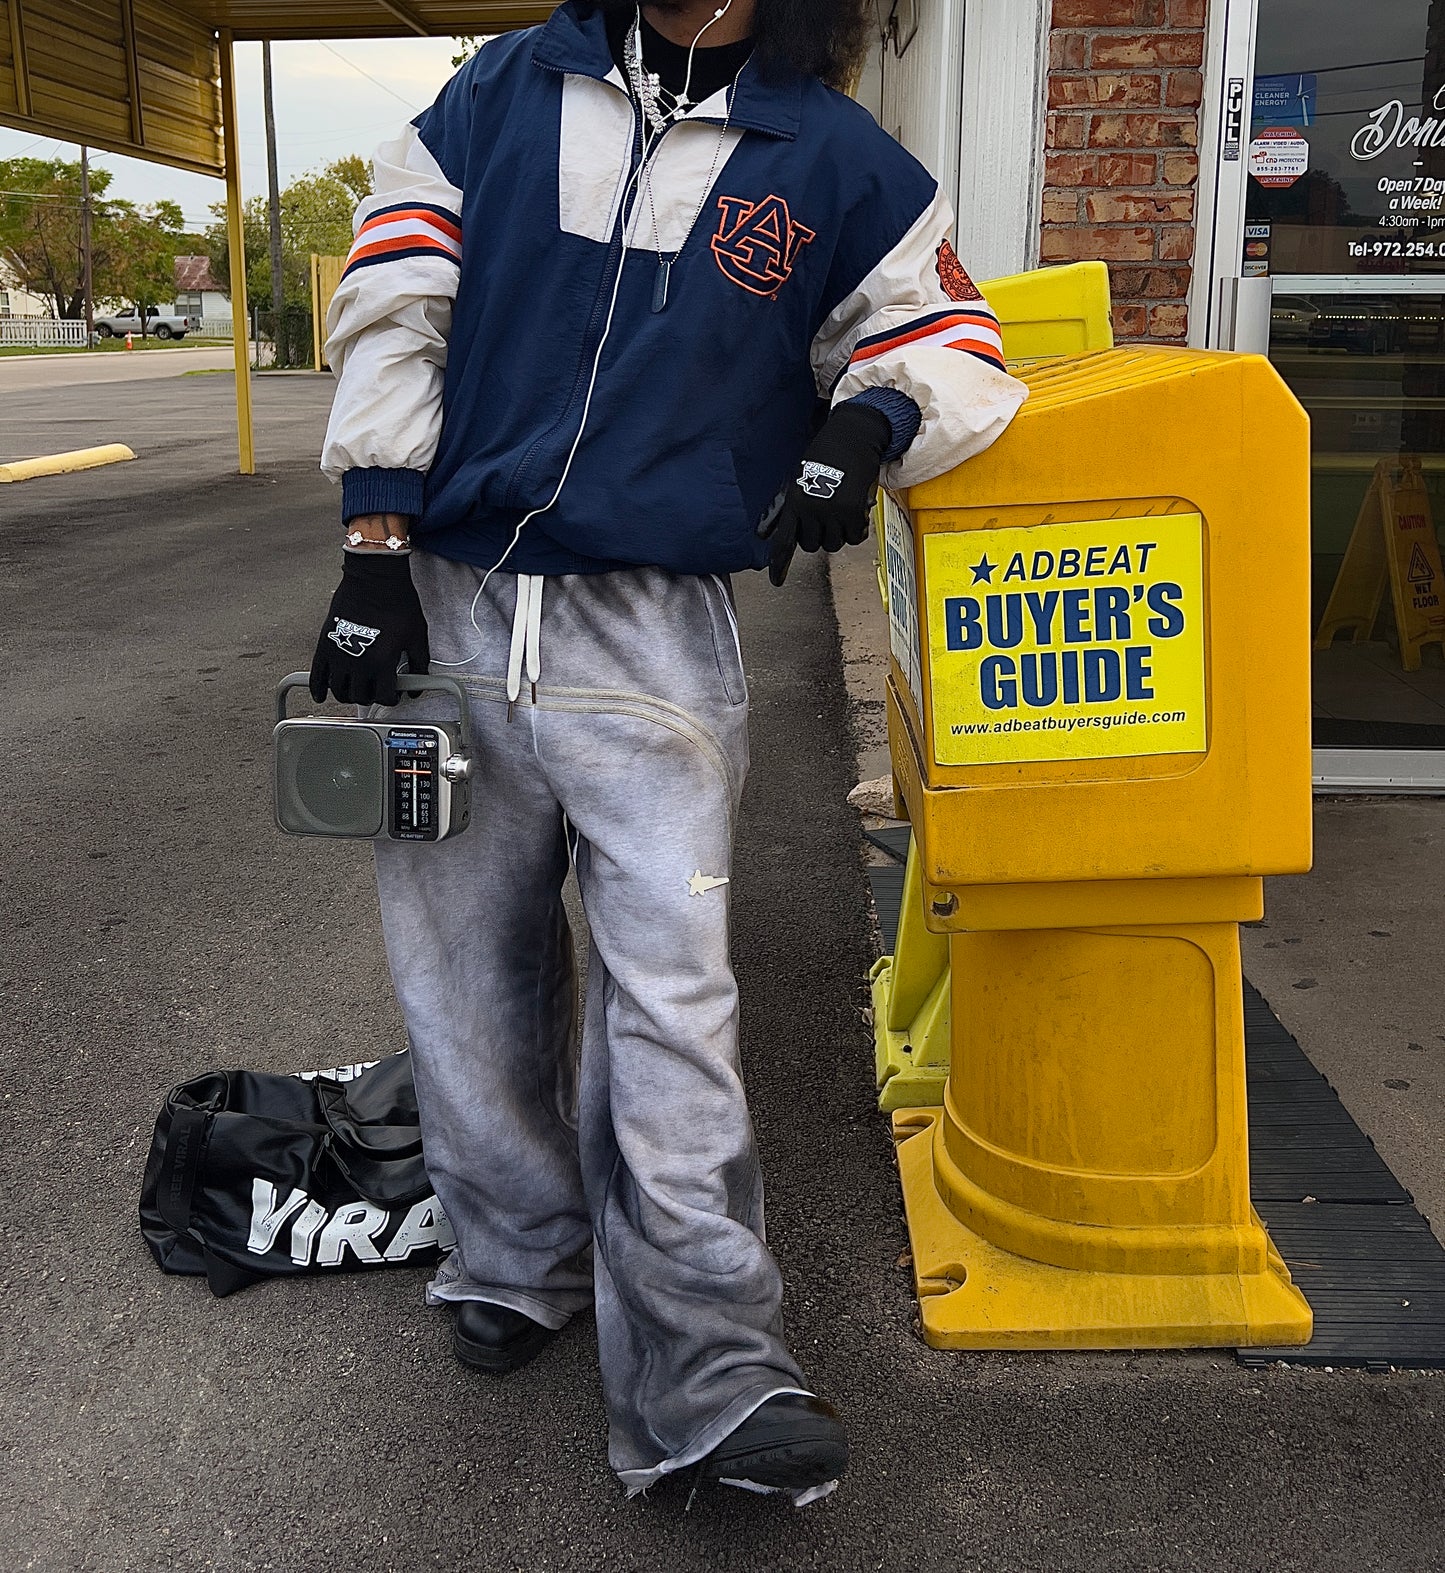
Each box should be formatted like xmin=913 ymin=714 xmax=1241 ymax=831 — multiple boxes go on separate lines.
xmin=622 ymin=9 xmax=750 ymax=311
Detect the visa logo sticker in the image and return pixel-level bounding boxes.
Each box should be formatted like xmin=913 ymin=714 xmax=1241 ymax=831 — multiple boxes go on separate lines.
xmin=924 ymin=513 xmax=1207 ymax=765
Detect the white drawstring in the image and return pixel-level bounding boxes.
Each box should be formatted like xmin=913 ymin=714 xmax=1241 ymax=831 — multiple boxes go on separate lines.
xmin=506 ymin=573 xmax=545 ymax=704
xmin=526 ymin=573 xmax=543 ymax=687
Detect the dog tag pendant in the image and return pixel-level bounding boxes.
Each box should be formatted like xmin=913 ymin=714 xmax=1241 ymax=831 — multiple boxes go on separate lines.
xmin=652 ymin=258 xmax=671 ymax=313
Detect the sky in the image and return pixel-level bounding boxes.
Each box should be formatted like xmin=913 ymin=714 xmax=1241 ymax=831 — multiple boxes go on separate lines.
xmin=0 ymin=37 xmax=465 ymax=237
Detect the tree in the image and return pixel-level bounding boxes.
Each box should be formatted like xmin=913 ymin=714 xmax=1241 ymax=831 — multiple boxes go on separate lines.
xmin=0 ymin=156 xmax=114 ymax=318
xmin=0 ymin=158 xmax=197 ymax=328
xmin=204 ymin=155 xmax=373 ymax=310
xmin=103 ymin=200 xmax=189 ymax=336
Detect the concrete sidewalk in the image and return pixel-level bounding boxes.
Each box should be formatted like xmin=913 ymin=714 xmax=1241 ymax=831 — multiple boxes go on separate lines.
xmin=2 ymin=380 xmax=1442 ymax=1572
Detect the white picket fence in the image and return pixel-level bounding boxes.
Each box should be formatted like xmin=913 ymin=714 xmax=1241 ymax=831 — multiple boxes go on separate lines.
xmin=0 ymin=317 xmax=87 ymax=347
xmin=0 ymin=315 xmax=238 ymax=348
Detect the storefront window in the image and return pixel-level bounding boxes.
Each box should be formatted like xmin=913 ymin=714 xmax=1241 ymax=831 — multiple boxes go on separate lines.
xmin=1253 ymin=0 xmax=1445 ymax=748
xmin=1249 ymin=0 xmax=1445 ymax=276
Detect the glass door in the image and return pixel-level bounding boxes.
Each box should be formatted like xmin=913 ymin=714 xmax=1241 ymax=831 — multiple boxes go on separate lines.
xmin=1242 ymin=0 xmax=1445 ymax=788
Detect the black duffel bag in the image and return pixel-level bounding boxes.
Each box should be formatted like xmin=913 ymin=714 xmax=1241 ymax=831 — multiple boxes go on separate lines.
xmin=139 ymin=1052 xmax=453 ymax=1297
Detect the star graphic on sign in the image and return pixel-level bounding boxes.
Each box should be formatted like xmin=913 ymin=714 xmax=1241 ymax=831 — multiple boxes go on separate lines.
xmin=970 ymin=555 xmax=996 ymax=585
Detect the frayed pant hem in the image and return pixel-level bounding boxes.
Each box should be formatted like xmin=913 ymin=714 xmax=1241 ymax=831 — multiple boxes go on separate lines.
xmin=617 ymin=1385 xmax=829 ymax=1506
xmin=424 ymin=1278 xmax=580 ymax=1332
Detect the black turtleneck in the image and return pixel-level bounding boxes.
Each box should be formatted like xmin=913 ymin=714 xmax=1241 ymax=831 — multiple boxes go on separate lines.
xmin=605 ymin=8 xmax=755 ymax=105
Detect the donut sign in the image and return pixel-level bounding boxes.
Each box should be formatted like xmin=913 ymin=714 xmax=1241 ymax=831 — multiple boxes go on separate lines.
xmin=1248 ymin=126 xmax=1309 ymax=188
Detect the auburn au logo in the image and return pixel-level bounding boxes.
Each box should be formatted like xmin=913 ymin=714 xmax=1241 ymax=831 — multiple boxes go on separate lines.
xmin=711 ymin=193 xmax=815 ymax=298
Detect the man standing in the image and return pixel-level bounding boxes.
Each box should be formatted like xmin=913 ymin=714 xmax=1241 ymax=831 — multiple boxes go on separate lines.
xmin=311 ymin=0 xmax=1025 ymax=1502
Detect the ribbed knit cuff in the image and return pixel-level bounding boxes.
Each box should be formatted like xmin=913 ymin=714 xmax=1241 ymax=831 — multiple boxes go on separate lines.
xmin=341 ymin=467 xmax=426 ymax=523
xmin=842 ymin=387 xmax=923 ymax=463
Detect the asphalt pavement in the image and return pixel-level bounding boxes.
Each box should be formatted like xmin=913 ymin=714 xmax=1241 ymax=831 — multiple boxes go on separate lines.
xmin=1 ymin=379 xmax=1442 ymax=1572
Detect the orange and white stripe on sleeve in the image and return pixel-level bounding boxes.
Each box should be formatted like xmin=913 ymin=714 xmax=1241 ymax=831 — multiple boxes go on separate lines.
xmin=322 ymin=121 xmax=467 ymax=483
xmin=847 ymin=304 xmax=1006 ymax=374
xmin=341 ymin=200 xmax=462 ymax=279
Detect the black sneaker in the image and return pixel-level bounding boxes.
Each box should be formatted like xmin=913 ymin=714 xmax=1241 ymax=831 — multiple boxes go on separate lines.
xmin=699 ymin=1394 xmax=848 ymax=1491
xmin=451 ymin=1301 xmax=556 ymax=1374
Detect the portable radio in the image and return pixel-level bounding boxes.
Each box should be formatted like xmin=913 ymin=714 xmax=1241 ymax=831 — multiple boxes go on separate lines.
xmin=273 ymin=672 xmax=473 ymax=842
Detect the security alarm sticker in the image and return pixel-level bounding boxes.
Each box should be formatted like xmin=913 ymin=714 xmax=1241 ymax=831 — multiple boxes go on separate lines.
xmin=924 ymin=513 xmax=1207 ymax=766
xmin=1248 ymin=127 xmax=1309 ymax=188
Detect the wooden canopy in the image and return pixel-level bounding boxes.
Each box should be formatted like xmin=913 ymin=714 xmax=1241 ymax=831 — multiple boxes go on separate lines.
xmin=0 ymin=0 xmax=556 ymax=473
xmin=0 ymin=0 xmax=553 ymax=176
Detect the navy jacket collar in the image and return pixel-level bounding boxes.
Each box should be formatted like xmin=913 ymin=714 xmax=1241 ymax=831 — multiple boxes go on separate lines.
xmin=531 ymin=1 xmax=802 ymax=141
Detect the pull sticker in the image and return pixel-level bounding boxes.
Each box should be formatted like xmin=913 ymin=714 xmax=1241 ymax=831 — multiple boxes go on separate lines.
xmin=924 ymin=513 xmax=1207 ymax=765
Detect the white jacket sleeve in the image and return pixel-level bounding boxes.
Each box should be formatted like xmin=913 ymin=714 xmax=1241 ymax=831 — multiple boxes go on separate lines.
xmin=812 ymin=191 xmax=1027 ymax=492
xmin=319 ymin=123 xmax=464 ymax=518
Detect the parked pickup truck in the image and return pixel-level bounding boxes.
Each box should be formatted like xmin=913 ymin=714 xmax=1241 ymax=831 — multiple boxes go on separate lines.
xmin=93 ymin=306 xmax=201 ymax=341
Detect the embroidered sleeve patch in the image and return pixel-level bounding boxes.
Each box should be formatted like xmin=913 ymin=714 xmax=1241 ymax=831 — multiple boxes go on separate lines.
xmin=936 ymin=240 xmax=983 ymax=302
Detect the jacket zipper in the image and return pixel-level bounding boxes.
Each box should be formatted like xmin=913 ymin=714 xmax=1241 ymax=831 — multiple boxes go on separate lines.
xmin=504 ymin=68 xmax=657 ymax=512
xmin=498 ymin=62 xmax=790 ymax=518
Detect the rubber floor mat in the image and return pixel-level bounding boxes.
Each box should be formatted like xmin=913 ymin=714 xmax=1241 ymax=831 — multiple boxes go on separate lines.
xmin=1313 ymin=717 xmax=1445 ymax=750
xmin=864 ymin=825 xmax=911 ymax=863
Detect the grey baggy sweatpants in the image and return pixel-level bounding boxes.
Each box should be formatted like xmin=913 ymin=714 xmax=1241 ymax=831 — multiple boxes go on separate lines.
xmin=373 ymin=551 xmax=811 ymax=1491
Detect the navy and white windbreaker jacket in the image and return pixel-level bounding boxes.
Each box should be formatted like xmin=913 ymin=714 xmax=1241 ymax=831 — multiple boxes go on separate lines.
xmin=320 ymin=0 xmax=1027 ymax=577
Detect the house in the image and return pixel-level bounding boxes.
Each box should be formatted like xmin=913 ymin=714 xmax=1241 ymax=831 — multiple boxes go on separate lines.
xmin=173 ymin=255 xmax=232 ymax=324
xmin=0 ymin=261 xmax=49 ymax=318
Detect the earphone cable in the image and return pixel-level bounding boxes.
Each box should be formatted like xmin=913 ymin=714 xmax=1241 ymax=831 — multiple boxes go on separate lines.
xmin=433 ymin=13 xmax=745 ymax=672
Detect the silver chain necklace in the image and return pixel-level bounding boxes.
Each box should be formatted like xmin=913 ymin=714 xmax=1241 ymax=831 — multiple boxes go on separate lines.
xmin=623 ymin=11 xmax=750 ymax=311
xmin=624 ymin=17 xmax=686 ymax=134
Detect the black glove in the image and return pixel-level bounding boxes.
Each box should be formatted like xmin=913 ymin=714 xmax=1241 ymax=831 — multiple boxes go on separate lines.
xmin=756 ymin=401 xmax=892 ymax=587
xmin=309 ymin=550 xmax=431 ymax=708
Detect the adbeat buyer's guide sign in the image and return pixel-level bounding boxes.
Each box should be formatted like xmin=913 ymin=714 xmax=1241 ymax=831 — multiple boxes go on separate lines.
xmin=923 ymin=514 xmax=1207 ymax=766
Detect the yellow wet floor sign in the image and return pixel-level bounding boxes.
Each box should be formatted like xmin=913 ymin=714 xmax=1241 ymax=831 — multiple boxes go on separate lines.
xmin=1315 ymin=457 xmax=1445 ymax=670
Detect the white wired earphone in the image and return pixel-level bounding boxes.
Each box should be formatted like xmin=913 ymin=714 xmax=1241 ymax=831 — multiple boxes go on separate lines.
xmin=432 ymin=0 xmax=740 ymax=671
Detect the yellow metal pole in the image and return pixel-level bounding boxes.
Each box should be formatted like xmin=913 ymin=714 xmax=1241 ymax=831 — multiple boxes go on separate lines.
xmin=219 ymin=30 xmax=256 ymax=475
xmin=311 ymin=253 xmax=323 ymax=371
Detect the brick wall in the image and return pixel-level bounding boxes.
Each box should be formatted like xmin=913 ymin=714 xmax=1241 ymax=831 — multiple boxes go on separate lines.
xmin=1040 ymin=0 xmax=1208 ymax=344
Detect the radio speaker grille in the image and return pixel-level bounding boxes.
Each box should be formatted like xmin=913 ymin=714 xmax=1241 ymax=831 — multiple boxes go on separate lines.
xmin=276 ymin=725 xmax=384 ymax=837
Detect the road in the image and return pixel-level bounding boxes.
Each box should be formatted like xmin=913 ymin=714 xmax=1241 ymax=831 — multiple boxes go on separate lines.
xmin=0 ymin=344 xmax=246 ymax=402
xmin=1 ymin=379 xmax=1442 ymax=1573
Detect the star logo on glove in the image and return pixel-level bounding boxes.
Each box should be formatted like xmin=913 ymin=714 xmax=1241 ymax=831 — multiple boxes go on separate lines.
xmin=328 ymin=617 xmax=382 ymax=657
xmin=797 ymin=461 xmax=845 ymax=499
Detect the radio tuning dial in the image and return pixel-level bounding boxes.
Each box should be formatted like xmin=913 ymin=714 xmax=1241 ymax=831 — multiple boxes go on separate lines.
xmin=441 ymin=754 xmax=473 ymax=782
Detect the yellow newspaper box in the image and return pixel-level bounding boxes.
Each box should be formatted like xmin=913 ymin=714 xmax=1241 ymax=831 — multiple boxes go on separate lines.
xmin=884 ymin=346 xmax=1314 ymax=1350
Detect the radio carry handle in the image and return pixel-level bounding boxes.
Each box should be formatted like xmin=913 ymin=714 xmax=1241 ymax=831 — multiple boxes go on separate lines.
xmin=274 ymin=671 xmax=473 ymax=754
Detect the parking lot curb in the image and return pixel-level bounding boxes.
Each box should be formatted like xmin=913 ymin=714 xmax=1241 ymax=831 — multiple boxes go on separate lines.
xmin=0 ymin=443 xmax=137 ymax=483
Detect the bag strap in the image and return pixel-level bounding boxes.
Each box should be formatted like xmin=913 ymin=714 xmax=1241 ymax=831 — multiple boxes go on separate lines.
xmin=155 ymin=1103 xmax=210 ymax=1237
xmin=313 ymin=1067 xmax=430 ymax=1206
